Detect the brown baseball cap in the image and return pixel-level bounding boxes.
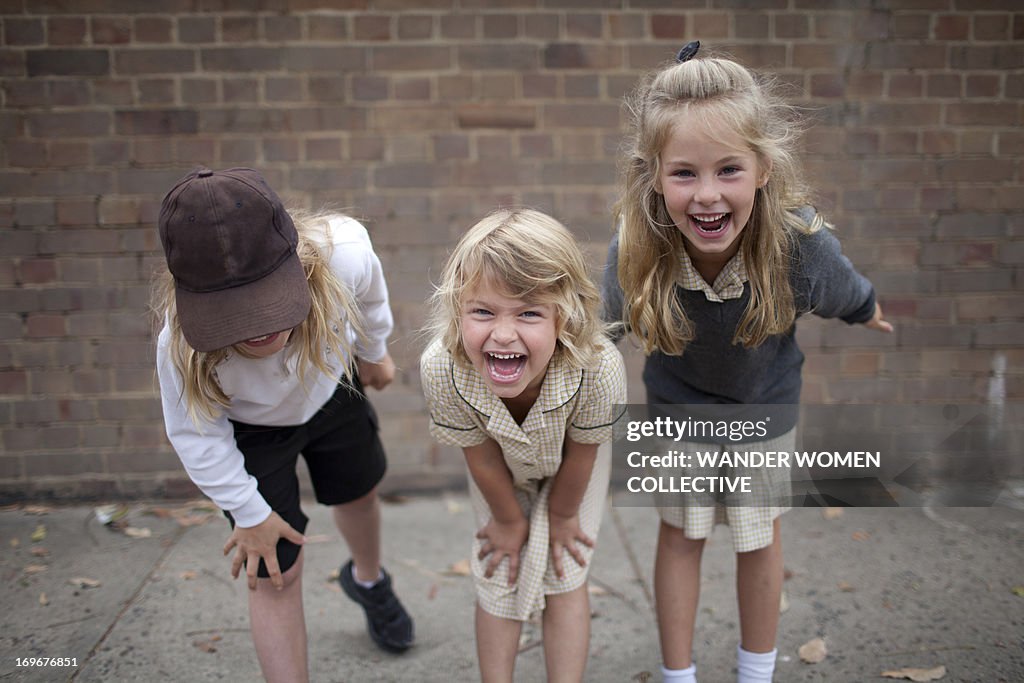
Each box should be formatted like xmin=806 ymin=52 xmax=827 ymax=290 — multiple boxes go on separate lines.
xmin=158 ymin=167 xmax=311 ymax=352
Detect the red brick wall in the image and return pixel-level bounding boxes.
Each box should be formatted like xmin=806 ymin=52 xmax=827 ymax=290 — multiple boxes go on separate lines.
xmin=1 ymin=1 xmax=1021 ymax=500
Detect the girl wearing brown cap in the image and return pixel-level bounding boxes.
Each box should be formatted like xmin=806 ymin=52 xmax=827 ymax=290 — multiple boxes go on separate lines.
xmin=153 ymin=167 xmax=413 ymax=682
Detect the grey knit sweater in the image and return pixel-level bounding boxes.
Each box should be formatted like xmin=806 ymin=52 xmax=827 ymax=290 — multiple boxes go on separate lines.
xmin=602 ymin=215 xmax=876 ymax=417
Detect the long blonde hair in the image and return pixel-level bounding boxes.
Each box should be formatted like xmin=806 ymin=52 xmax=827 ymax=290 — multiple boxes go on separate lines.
xmin=427 ymin=208 xmax=607 ymax=370
xmin=152 ymin=209 xmax=367 ymax=423
xmin=615 ymin=54 xmax=823 ymax=356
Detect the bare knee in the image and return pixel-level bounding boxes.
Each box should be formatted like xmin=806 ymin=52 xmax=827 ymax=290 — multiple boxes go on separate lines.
xmin=658 ymin=521 xmax=706 ymax=557
xmin=334 ymin=485 xmax=379 ymax=514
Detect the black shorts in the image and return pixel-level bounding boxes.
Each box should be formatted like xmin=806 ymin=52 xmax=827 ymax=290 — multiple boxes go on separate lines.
xmin=224 ymin=375 xmax=387 ymax=578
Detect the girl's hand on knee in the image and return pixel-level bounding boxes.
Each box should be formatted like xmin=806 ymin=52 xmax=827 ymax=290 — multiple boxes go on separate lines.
xmin=222 ymin=511 xmax=305 ymax=591
xmin=476 ymin=516 xmax=529 ymax=586
xmin=548 ymin=511 xmax=594 ymax=580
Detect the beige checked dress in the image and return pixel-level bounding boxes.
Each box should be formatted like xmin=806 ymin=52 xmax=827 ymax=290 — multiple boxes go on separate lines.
xmin=420 ymin=338 xmax=626 ymax=621
xmin=655 ymin=249 xmax=792 ymax=553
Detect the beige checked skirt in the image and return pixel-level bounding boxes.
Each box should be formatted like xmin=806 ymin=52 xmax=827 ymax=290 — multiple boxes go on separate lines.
xmin=654 ymin=429 xmax=795 ymax=553
xmin=467 ymin=444 xmax=611 ymax=622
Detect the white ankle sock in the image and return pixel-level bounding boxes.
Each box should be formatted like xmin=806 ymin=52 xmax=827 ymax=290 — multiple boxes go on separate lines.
xmin=353 ymin=566 xmax=383 ymax=589
xmin=661 ymin=663 xmax=697 ymax=683
xmin=737 ymin=646 xmax=776 ymax=683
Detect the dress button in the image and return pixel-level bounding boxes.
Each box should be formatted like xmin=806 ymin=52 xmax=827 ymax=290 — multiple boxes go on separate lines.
xmin=197 ymin=168 xmax=214 ymax=178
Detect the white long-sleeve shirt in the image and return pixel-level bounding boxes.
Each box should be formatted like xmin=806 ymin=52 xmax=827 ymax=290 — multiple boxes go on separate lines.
xmin=156 ymin=216 xmax=393 ymax=528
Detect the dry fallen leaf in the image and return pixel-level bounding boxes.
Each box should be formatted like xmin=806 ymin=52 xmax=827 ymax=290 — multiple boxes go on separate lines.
xmin=822 ymin=507 xmax=844 ymax=519
xmin=123 ymin=526 xmax=152 ymax=539
xmin=588 ymin=584 xmax=608 ymax=596
xmin=24 ymin=564 xmax=48 ymax=575
xmin=192 ymin=634 xmax=222 ymax=653
xmin=838 ymin=581 xmax=856 ymax=592
xmin=1011 ymin=586 xmax=1024 ymax=598
xmin=180 ymin=571 xmax=198 ymax=581
xmin=798 ymin=637 xmax=827 ymax=663
xmin=68 ymin=577 xmax=101 ymax=589
xmin=445 ymin=558 xmax=471 ymax=576
xmin=445 ymin=497 xmax=464 ymax=514
xmin=779 ymin=591 xmax=790 ymax=614
xmin=23 ymin=505 xmax=53 ymax=515
xmin=631 ymin=672 xmax=654 ymax=683
xmin=9 ymin=538 xmax=20 ymax=548
xmin=30 ymin=525 xmax=47 ymax=542
xmin=880 ymin=665 xmax=946 ymax=681
xmin=30 ymin=547 xmax=49 ymax=557
xmin=327 ymin=568 xmax=341 ymax=582
xmin=852 ymin=530 xmax=870 ymax=541
xmin=39 ymin=592 xmax=48 ymax=606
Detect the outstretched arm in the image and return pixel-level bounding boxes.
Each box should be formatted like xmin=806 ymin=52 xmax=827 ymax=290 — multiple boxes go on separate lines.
xmin=547 ymin=437 xmax=598 ymax=579
xmin=862 ymin=302 xmax=893 ymax=334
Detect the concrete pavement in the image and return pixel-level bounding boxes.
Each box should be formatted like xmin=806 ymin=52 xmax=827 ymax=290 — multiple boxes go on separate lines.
xmin=1 ymin=492 xmax=1023 ymax=682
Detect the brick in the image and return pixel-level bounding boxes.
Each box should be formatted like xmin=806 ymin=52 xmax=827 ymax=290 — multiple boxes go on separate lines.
xmin=26 ymin=313 xmax=66 ymax=338
xmin=441 ymin=15 xmax=477 ymax=40
xmin=964 ymin=75 xmax=1000 ymax=98
xmin=544 ymin=103 xmax=619 ymax=128
xmin=263 ymin=138 xmax=300 ymax=162
xmin=202 ymin=47 xmax=282 ymax=71
xmin=47 ymin=17 xmax=88 ymax=46
xmin=135 ymin=17 xmax=173 ymax=43
xmin=926 ymin=73 xmax=961 ymax=98
xmin=26 ymin=49 xmax=109 ymax=77
xmin=456 ymin=104 xmax=535 ymax=129
xmin=889 ymin=13 xmax=930 ymax=39
xmin=946 ymin=103 xmax=1017 ymax=126
xmin=25 ymin=452 xmax=105 ymax=478
xmin=394 ymin=77 xmax=430 ymax=100
xmin=223 ymin=77 xmax=259 ymax=103
xmin=397 ymin=14 xmax=432 ymax=39
xmin=776 ymin=13 xmax=810 ymax=38
xmin=179 ymin=16 xmax=216 ymax=43
xmin=51 ymin=80 xmax=90 ymax=106
xmin=566 ymin=13 xmax=602 ymax=38
xmin=91 ymin=16 xmax=131 ymax=44
xmin=0 ymin=370 xmax=28 ymax=395
xmin=5 ymin=139 xmax=48 ymax=167
xmin=2 ymin=80 xmax=48 ymax=108
xmin=220 ymin=138 xmax=260 ymax=162
xmin=5 ymin=18 xmax=44 ymax=45
xmin=973 ymin=13 xmax=1010 ymax=40
xmin=290 ymin=167 xmax=367 ymax=191
xmin=263 ymin=15 xmax=302 ymax=42
xmin=483 ymin=14 xmax=519 ymax=39
xmin=115 ymin=110 xmax=198 ymax=135
xmin=373 ymin=105 xmax=449 ymax=131
xmin=374 ymin=163 xmax=450 ymax=188
xmin=975 ymin=323 xmax=1024 ymax=348
xmin=602 ymin=13 xmax=640 ymax=39
xmin=93 ymin=78 xmax=134 ymax=105
xmin=28 ymin=111 xmax=110 ymax=138
xmin=115 ymin=48 xmax=195 ymax=74
xmin=544 ymin=43 xmax=621 ymax=69
xmin=354 ymin=14 xmax=391 ymax=40
xmin=304 ymin=137 xmax=342 ymax=161
xmin=524 ymin=72 xmax=565 ymax=99
xmin=284 ymin=46 xmax=365 ymax=72
xmin=934 ymin=14 xmax=969 ymax=40
xmin=222 ymin=16 xmax=259 ymax=42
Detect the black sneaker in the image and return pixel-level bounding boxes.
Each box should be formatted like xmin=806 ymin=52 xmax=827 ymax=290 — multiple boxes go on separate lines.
xmin=338 ymin=560 xmax=414 ymax=653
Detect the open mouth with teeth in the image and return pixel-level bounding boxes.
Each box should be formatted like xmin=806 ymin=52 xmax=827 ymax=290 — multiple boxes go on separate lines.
xmin=689 ymin=212 xmax=731 ymax=237
xmin=485 ymin=351 xmax=527 ymax=384
xmin=242 ymin=332 xmax=280 ymax=347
